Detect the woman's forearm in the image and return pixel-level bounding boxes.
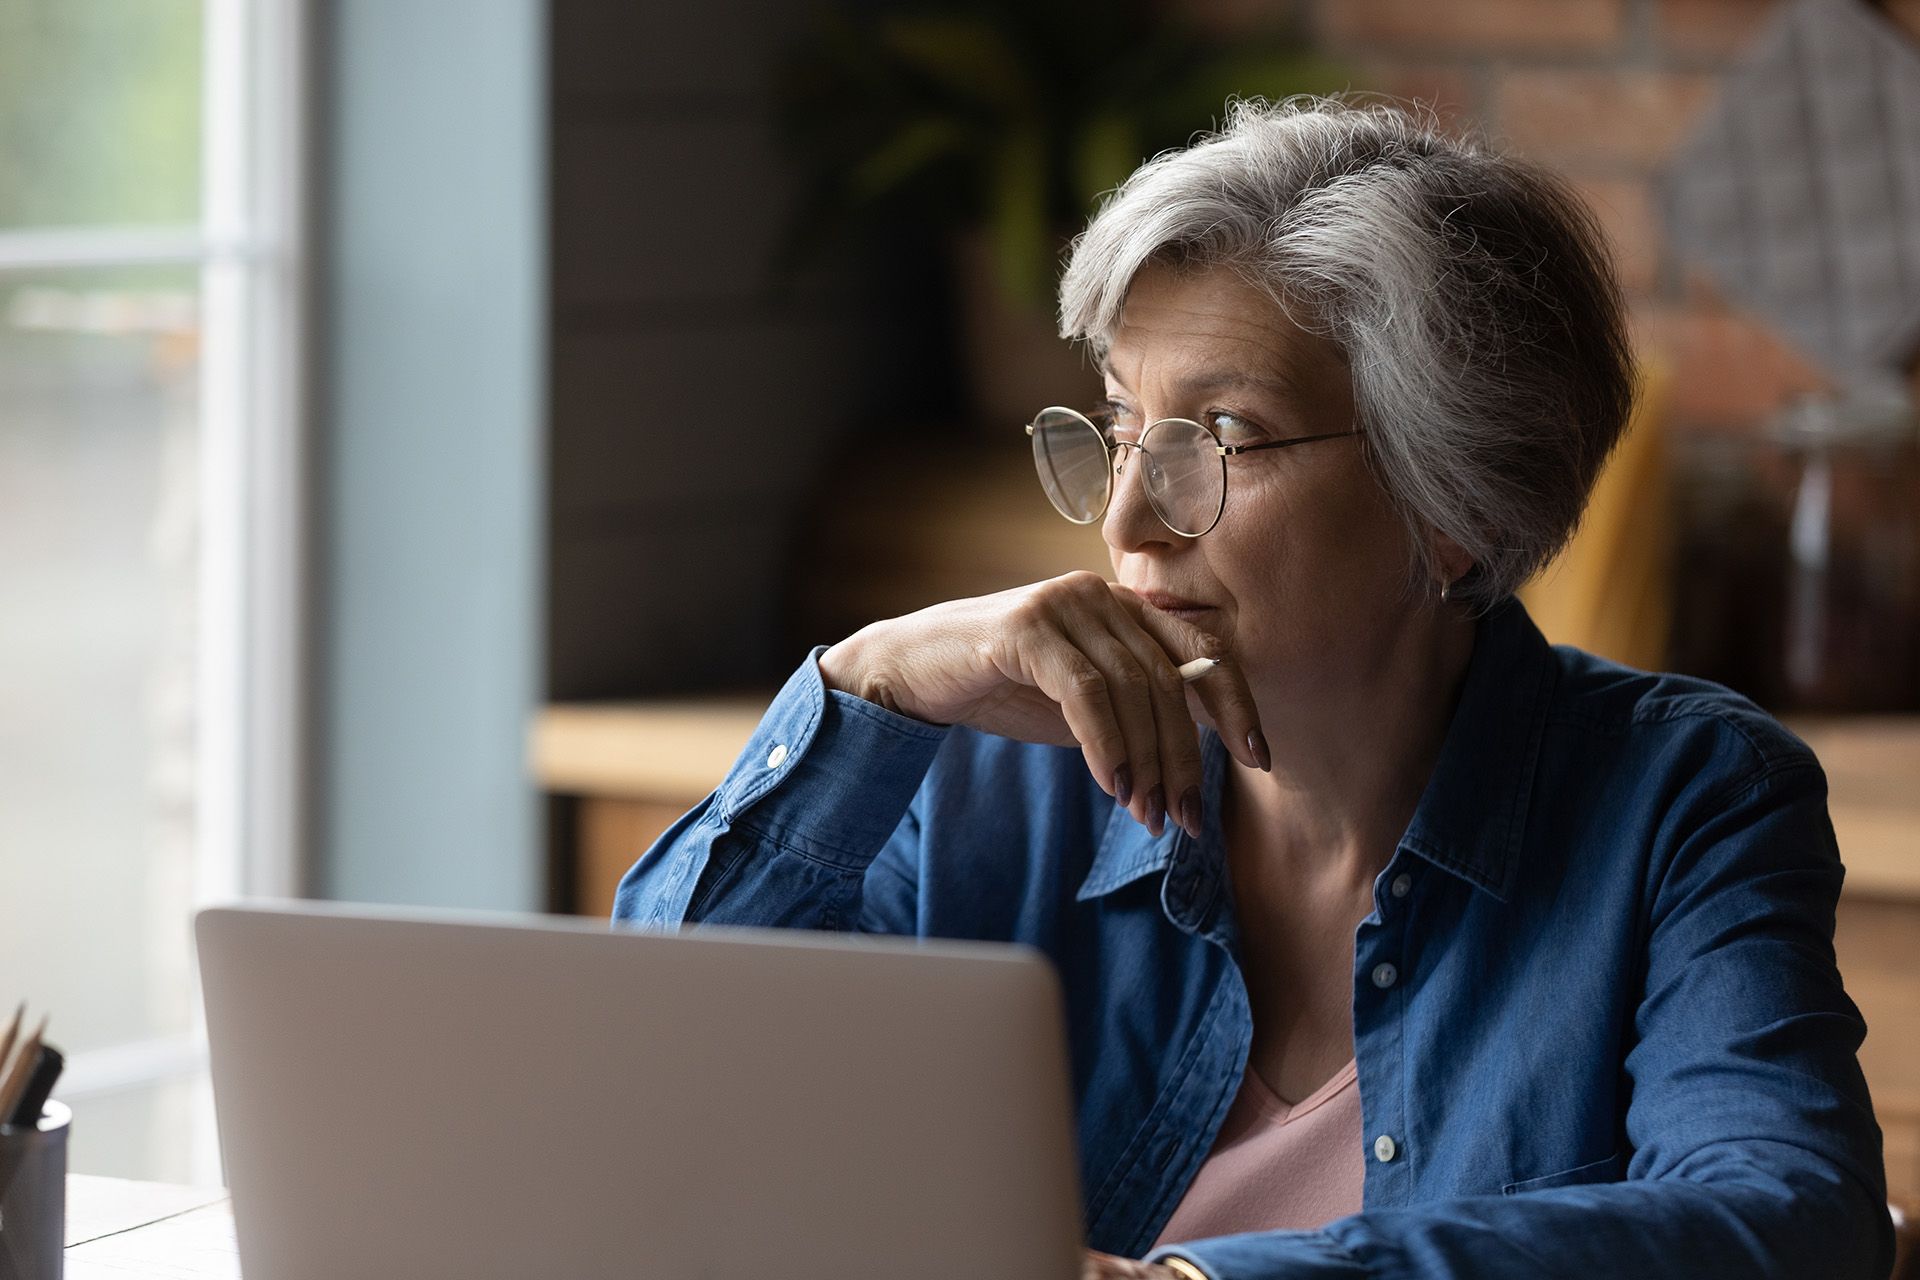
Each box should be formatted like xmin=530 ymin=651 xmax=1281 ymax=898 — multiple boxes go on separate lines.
xmin=1149 ymin=1155 xmax=1891 ymax=1280
xmin=610 ymin=645 xmax=948 ymax=933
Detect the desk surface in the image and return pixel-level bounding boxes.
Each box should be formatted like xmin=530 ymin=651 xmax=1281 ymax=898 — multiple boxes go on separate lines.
xmin=64 ymin=1174 xmax=236 ymax=1279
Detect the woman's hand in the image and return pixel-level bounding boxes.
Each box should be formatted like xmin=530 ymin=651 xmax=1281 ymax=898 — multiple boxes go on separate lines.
xmin=1083 ymin=1248 xmax=1185 ymax=1278
xmin=818 ymin=571 xmax=1269 ymax=838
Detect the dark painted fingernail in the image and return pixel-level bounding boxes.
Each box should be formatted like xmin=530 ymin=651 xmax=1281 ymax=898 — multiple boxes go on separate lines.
xmin=1113 ymin=764 xmax=1133 ymax=808
xmin=1145 ymin=784 xmax=1166 ymax=837
xmin=1248 ymin=729 xmax=1271 ymax=772
xmin=1180 ymin=785 xmax=1204 ymax=838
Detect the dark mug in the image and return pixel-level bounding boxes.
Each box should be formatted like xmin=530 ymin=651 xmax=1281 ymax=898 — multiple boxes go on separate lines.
xmin=0 ymin=1099 xmax=69 ymax=1280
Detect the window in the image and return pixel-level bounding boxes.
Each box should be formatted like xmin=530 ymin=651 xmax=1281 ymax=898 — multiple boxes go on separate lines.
xmin=0 ymin=0 xmax=306 ymax=1181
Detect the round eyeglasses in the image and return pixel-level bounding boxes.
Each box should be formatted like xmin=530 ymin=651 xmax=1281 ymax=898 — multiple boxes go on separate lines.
xmin=1025 ymin=405 xmax=1361 ymax=538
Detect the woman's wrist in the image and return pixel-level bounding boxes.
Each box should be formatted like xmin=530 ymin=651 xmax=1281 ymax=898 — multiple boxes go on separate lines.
xmin=819 ymin=629 xmax=908 ymax=718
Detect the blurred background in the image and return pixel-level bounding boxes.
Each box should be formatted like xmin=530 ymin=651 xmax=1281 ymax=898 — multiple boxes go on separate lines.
xmin=2 ymin=0 xmax=1917 ymax=1190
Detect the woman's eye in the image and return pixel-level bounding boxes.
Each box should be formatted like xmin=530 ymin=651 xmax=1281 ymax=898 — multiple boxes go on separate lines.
xmin=1207 ymin=410 xmax=1262 ymax=440
xmin=1097 ymin=401 xmax=1143 ymax=440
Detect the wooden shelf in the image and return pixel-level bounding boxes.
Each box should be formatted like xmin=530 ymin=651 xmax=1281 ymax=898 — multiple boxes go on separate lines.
xmin=531 ymin=697 xmax=767 ymax=801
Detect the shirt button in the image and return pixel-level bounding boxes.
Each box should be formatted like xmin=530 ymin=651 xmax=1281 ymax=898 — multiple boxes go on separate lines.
xmin=1390 ymin=873 xmax=1412 ymax=899
xmin=1374 ymin=1133 xmax=1398 ymax=1162
xmin=1372 ymin=962 xmax=1398 ymax=989
xmin=766 ymin=744 xmax=789 ymax=768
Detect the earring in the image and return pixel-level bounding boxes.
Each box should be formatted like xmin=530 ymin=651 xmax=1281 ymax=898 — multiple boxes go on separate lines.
xmin=1438 ymin=578 xmax=1451 ymax=604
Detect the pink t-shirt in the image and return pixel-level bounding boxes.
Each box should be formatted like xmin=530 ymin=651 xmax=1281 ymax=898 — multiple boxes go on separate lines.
xmin=1151 ymin=1057 xmax=1366 ymax=1247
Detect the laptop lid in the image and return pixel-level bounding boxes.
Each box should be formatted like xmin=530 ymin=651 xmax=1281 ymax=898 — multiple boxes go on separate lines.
xmin=196 ymin=902 xmax=1085 ymax=1280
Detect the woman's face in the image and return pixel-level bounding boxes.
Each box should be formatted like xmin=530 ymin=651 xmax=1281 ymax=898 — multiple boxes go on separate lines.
xmin=1099 ymin=262 xmax=1425 ymax=704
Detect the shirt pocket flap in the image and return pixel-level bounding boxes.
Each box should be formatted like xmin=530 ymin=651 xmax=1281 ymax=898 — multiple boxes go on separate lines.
xmin=1501 ymin=1148 xmax=1627 ymax=1196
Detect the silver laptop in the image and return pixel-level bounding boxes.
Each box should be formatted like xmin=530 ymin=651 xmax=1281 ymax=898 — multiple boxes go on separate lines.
xmin=196 ymin=902 xmax=1085 ymax=1280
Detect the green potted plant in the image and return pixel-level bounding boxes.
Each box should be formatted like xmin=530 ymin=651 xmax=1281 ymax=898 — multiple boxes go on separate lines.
xmin=774 ymin=0 xmax=1343 ymax=428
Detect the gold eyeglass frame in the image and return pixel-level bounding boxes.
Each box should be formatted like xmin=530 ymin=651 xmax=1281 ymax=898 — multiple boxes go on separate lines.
xmin=1025 ymin=404 xmax=1361 ymax=538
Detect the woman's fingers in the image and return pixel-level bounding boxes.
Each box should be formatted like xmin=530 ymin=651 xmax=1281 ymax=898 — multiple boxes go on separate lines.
xmin=978 ymin=572 xmax=1259 ymax=838
xmin=1099 ymin=619 xmax=1208 ymax=838
xmin=1021 ymin=620 xmax=1181 ymax=834
xmin=1046 ymin=575 xmax=1198 ymax=835
xmin=1012 ymin=629 xmax=1133 ymax=805
xmin=1110 ymin=585 xmax=1270 ymax=775
xmin=1183 ymin=649 xmax=1270 ymax=774
xmin=1061 ymin=631 xmax=1167 ymax=828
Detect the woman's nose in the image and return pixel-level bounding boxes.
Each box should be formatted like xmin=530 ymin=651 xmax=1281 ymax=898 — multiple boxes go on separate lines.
xmin=1103 ymin=443 xmax=1174 ymax=553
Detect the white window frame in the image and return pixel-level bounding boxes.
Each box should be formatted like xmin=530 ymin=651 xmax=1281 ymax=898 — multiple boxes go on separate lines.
xmin=0 ymin=0 xmax=308 ymax=1179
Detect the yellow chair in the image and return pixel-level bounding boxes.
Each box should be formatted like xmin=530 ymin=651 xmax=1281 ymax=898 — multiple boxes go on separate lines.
xmin=1517 ymin=360 xmax=1673 ymax=671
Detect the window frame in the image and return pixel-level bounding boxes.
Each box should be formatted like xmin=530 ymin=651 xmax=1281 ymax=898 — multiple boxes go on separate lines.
xmin=0 ymin=0 xmax=309 ymax=1181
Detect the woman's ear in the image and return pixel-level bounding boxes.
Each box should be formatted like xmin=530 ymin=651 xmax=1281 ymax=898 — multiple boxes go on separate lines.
xmin=1427 ymin=528 xmax=1475 ymax=590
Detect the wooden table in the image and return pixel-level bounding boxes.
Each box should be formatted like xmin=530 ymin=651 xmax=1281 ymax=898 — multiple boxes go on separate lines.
xmin=63 ymin=1174 xmax=236 ymax=1278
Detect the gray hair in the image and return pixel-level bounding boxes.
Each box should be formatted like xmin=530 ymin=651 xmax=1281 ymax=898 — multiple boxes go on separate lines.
xmin=1058 ymin=94 xmax=1635 ymax=612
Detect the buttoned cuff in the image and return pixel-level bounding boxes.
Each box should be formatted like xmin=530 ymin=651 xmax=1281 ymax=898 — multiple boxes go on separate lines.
xmin=719 ymin=645 xmax=950 ymax=870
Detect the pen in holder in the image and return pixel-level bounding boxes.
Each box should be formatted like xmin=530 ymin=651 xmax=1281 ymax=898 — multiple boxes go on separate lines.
xmin=0 ymin=1100 xmax=68 ymax=1280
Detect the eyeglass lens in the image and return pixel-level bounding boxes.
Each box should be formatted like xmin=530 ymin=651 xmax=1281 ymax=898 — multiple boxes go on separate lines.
xmin=1029 ymin=407 xmax=1225 ymax=537
xmin=1030 ymin=407 xmax=1111 ymax=523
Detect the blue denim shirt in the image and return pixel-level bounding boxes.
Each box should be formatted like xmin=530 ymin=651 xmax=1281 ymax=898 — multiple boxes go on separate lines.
xmin=612 ymin=597 xmax=1891 ymax=1279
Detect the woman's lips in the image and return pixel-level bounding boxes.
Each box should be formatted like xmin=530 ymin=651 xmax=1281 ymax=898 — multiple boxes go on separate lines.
xmin=1136 ymin=591 xmax=1216 ymax=618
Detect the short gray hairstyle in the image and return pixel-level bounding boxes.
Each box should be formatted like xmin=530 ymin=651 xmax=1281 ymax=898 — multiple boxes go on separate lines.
xmin=1058 ymin=95 xmax=1635 ymax=612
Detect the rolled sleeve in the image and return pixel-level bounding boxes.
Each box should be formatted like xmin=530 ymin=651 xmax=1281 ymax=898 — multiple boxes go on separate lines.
xmin=611 ymin=645 xmax=948 ymax=930
xmin=1147 ymin=1231 xmax=1367 ymax=1278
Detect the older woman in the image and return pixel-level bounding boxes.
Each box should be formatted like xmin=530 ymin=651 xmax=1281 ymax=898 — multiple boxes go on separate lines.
xmin=613 ymin=98 xmax=1889 ymax=1278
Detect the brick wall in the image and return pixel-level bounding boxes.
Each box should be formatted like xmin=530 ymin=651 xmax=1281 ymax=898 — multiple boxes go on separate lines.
xmin=1191 ymin=0 xmax=1920 ymax=435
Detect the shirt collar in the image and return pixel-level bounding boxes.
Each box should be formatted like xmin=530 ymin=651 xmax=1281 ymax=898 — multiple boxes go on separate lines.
xmin=1397 ymin=595 xmax=1556 ymax=902
xmin=1073 ymin=596 xmax=1556 ymax=908
xmin=1073 ymin=777 xmax=1191 ymax=904
xmin=1071 ymin=687 xmax=1238 ymax=922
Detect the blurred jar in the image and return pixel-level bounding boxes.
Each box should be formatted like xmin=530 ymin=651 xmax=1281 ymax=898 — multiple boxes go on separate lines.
xmin=1770 ymin=387 xmax=1920 ymax=712
xmin=1667 ymin=436 xmax=1787 ymax=701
